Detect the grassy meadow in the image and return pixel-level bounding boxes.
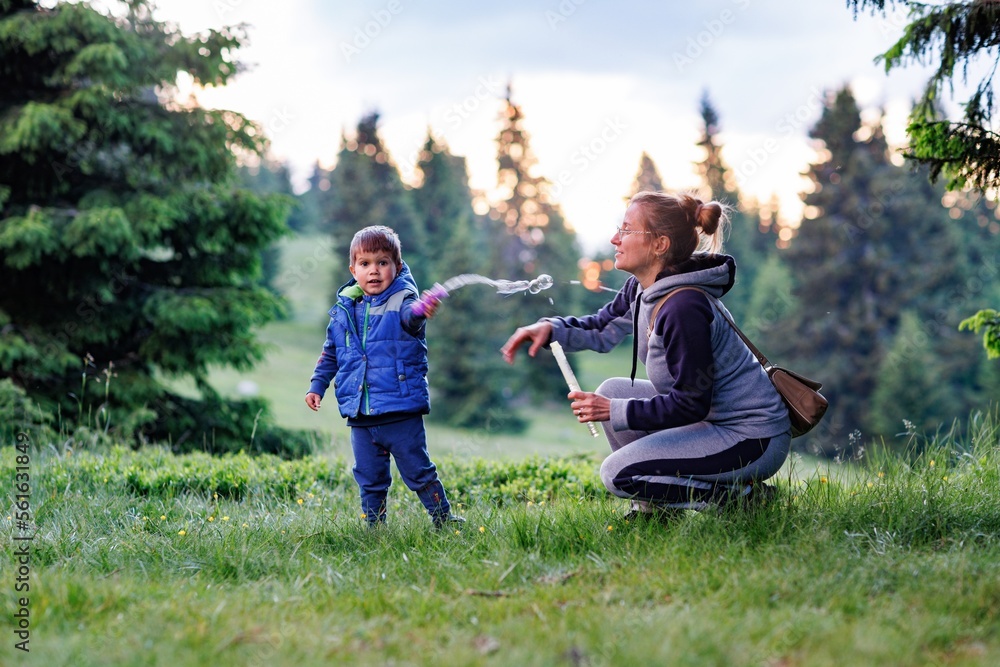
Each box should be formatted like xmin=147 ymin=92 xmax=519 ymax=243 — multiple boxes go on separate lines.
xmin=4 ymin=233 xmax=1000 ymax=665
xmin=3 ymin=418 xmax=1000 ymax=666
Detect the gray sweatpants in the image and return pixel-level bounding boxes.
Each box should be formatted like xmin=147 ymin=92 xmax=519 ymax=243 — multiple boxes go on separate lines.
xmin=596 ymin=378 xmax=791 ymax=509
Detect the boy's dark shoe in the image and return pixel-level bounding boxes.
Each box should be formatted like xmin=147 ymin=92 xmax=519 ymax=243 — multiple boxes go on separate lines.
xmin=433 ymin=513 xmax=466 ymax=530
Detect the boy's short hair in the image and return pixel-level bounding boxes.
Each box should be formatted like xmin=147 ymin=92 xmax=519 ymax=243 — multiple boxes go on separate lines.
xmin=350 ymin=225 xmax=403 ymax=267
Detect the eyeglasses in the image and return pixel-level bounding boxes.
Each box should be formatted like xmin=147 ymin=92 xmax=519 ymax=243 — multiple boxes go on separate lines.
xmin=615 ymin=225 xmax=652 ymax=237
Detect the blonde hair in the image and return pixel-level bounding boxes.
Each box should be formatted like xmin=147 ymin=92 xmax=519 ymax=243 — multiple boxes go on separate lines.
xmin=628 ymin=191 xmax=728 ymax=266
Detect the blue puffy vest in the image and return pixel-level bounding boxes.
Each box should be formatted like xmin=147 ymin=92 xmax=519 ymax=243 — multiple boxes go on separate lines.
xmin=312 ymin=264 xmax=430 ymax=418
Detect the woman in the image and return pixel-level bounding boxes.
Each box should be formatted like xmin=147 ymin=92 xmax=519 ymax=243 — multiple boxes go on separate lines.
xmin=501 ymin=191 xmax=791 ymax=515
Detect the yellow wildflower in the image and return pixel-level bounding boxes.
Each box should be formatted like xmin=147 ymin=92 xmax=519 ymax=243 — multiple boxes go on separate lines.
xmin=178 ymin=530 xmax=186 ymax=536
xmin=297 ymin=498 xmax=304 ymax=505
xmin=479 ymin=526 xmax=486 ymax=533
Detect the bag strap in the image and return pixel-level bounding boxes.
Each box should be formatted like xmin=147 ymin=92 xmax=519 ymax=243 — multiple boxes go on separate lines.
xmin=710 ymin=300 xmax=773 ymax=370
xmin=647 ymin=286 xmax=773 ymax=371
xmin=646 ymin=288 xmax=685 ymax=339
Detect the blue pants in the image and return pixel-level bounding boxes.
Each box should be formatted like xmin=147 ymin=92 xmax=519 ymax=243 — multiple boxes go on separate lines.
xmin=350 ymin=415 xmax=451 ymax=523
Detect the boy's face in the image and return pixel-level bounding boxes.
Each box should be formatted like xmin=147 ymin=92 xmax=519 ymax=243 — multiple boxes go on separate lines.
xmin=349 ymin=250 xmax=400 ymax=296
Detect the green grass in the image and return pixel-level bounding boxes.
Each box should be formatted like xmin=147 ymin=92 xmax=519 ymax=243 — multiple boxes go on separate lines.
xmin=17 ymin=233 xmax=993 ymax=664
xmin=3 ymin=410 xmax=1000 ymax=665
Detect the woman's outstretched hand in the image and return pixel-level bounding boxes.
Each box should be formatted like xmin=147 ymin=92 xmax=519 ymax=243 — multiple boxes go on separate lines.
xmin=500 ymin=321 xmax=553 ymax=364
xmin=569 ymin=391 xmax=610 ymax=423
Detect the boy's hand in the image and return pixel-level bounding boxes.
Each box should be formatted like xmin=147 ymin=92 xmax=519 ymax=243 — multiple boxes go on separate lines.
xmin=305 ymin=393 xmax=322 ymax=411
xmin=418 ymin=289 xmax=441 ymax=319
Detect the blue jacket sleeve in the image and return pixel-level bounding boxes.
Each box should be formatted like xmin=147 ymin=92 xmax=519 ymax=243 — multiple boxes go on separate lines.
xmin=308 ymin=319 xmax=340 ymax=397
xmin=398 ymin=293 xmax=427 ymax=338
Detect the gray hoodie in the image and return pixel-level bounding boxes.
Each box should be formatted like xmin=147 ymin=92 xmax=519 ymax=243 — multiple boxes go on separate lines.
xmin=545 ymin=254 xmax=790 ymax=440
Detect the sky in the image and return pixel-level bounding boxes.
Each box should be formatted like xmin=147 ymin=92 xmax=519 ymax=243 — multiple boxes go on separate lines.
xmin=136 ymin=0 xmax=943 ymax=253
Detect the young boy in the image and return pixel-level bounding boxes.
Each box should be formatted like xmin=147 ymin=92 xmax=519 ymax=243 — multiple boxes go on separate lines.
xmin=305 ymin=225 xmax=463 ymax=529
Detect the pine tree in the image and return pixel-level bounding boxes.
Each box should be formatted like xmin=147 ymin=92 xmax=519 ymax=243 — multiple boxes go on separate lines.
xmin=848 ymin=0 xmax=1000 ymax=191
xmin=488 ymin=85 xmax=583 ymax=400
xmin=693 ymin=91 xmax=774 ymax=323
xmin=870 ymin=310 xmax=950 ymax=435
xmin=777 ymin=86 xmax=985 ymax=449
xmin=0 ymin=0 xmax=308 ymax=454
xmin=848 ymin=0 xmax=1000 ymax=359
xmin=413 ymin=134 xmax=526 ymax=432
xmin=628 ymin=152 xmax=665 ymax=195
xmin=695 ymin=93 xmax=729 ymax=197
xmin=303 ymin=160 xmax=333 ymax=235
xmin=412 ymin=133 xmax=472 ymax=260
xmin=237 ymin=159 xmax=298 ymax=293
xmin=325 ymin=113 xmax=429 ymax=298
xmin=240 ymin=159 xmax=318 ymax=234
xmin=742 ymin=254 xmax=797 ymax=341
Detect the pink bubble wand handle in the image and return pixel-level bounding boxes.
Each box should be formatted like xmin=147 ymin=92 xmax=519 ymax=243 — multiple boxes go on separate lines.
xmin=412 ymin=283 xmax=449 ymax=317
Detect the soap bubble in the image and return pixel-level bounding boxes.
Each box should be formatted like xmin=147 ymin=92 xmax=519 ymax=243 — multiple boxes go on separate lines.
xmin=528 ymin=274 xmax=553 ymax=294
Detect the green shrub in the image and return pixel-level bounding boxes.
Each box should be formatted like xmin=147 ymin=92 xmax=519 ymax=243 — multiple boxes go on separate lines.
xmin=0 ymin=378 xmax=55 ymax=443
xmin=142 ymin=392 xmax=320 ymax=459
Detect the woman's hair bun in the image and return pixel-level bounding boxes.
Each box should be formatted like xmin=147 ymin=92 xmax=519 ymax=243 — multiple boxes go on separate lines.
xmin=696 ymin=201 xmax=723 ymax=236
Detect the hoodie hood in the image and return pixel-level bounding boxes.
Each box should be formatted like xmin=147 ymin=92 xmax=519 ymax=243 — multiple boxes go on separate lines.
xmin=640 ymin=254 xmax=736 ymax=304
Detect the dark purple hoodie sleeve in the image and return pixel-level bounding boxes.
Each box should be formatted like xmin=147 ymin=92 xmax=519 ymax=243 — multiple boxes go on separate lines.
xmin=544 ymin=278 xmax=639 ymax=353
xmin=625 ymin=290 xmax=716 ymax=429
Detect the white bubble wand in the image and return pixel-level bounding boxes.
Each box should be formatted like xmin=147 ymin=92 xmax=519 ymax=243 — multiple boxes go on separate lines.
xmin=550 ymin=341 xmax=600 ymax=438
xmin=413 ymin=273 xmax=555 ymax=316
